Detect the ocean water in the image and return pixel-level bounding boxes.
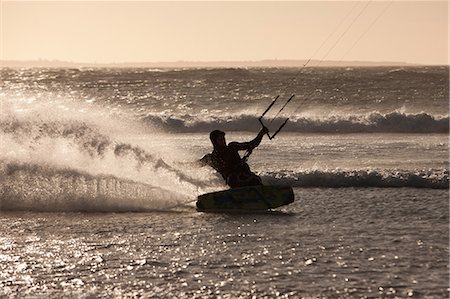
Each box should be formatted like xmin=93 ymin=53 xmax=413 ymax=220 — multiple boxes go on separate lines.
xmin=0 ymin=67 xmax=448 ymax=298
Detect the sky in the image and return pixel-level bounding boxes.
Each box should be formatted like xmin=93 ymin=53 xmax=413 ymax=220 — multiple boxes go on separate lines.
xmin=1 ymin=1 xmax=448 ymax=65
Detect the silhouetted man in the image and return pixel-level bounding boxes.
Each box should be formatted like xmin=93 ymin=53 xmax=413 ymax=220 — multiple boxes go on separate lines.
xmin=200 ymin=127 xmax=268 ymax=188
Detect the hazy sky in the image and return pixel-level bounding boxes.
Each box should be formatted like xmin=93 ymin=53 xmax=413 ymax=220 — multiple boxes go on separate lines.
xmin=1 ymin=1 xmax=448 ymax=65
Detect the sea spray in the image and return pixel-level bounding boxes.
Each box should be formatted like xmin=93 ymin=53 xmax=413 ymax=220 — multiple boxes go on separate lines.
xmin=0 ymin=162 xmax=185 ymax=212
xmin=0 ymin=97 xmax=221 ymax=211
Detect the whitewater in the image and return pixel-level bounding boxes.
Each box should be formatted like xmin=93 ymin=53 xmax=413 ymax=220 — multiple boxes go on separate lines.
xmin=0 ymin=66 xmax=448 ymax=298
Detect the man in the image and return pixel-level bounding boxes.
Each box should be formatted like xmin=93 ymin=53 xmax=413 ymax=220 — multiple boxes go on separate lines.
xmin=200 ymin=127 xmax=269 ymax=188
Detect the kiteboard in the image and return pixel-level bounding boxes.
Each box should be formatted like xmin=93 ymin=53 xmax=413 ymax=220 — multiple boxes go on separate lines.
xmin=196 ymin=185 xmax=294 ymax=213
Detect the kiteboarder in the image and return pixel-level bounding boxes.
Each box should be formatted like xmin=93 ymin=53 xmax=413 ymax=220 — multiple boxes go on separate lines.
xmin=200 ymin=127 xmax=268 ymax=188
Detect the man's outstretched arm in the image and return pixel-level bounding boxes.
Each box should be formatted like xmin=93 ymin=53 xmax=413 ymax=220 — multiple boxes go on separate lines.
xmin=229 ymin=127 xmax=269 ymax=151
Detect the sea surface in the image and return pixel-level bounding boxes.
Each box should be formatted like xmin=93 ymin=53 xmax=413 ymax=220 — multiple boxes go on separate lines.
xmin=0 ymin=67 xmax=448 ymax=298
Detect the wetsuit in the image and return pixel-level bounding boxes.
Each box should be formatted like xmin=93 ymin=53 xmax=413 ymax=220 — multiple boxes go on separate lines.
xmin=201 ymin=133 xmax=264 ymax=188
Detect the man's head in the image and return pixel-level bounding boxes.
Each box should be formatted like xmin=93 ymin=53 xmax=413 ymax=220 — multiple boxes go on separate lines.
xmin=210 ymin=130 xmax=226 ymax=147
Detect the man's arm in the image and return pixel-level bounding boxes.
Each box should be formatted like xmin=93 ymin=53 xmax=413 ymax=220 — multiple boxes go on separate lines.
xmin=229 ymin=127 xmax=269 ymax=151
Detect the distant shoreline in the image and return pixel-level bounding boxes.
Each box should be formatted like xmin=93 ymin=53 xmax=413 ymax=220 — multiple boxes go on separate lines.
xmin=0 ymin=59 xmax=428 ymax=69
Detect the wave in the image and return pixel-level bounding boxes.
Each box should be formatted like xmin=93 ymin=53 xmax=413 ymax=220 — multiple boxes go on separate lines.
xmin=142 ymin=111 xmax=449 ymax=134
xmin=260 ymin=169 xmax=449 ymax=189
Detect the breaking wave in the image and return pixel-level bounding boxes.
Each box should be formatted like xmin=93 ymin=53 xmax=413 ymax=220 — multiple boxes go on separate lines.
xmin=142 ymin=111 xmax=449 ymax=133
xmin=260 ymin=169 xmax=449 ymax=189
